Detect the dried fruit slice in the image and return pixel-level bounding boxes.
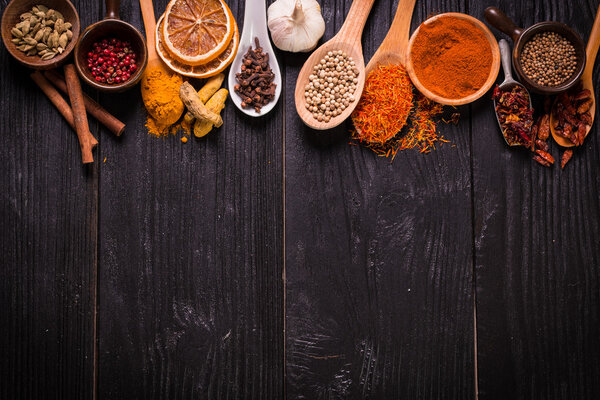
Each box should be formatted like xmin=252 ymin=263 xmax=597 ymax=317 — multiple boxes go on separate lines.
xmin=156 ymin=13 xmax=239 ymax=78
xmin=162 ymin=0 xmax=234 ymax=66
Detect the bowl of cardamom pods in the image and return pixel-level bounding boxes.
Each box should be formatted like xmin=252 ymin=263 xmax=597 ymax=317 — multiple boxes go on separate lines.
xmin=1 ymin=0 xmax=80 ymax=69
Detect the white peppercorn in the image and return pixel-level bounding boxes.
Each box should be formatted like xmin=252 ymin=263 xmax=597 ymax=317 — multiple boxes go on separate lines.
xmin=304 ymin=52 xmax=359 ymax=121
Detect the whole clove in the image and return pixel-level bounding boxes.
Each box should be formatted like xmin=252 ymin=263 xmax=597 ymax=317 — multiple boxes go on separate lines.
xmin=234 ymin=38 xmax=276 ymax=112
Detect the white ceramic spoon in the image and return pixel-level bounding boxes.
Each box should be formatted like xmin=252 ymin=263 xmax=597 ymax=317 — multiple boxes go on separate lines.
xmin=228 ymin=0 xmax=282 ymax=116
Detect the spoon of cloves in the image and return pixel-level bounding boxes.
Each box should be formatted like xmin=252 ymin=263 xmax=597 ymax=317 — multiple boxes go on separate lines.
xmin=494 ymin=39 xmax=533 ymax=147
xmin=228 ymin=0 xmax=282 ymax=117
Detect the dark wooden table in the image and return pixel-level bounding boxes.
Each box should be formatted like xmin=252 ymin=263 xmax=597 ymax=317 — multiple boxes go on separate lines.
xmin=1 ymin=0 xmax=599 ymax=398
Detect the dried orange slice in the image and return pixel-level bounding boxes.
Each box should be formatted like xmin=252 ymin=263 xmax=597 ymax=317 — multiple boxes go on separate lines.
xmin=156 ymin=13 xmax=239 ymax=78
xmin=162 ymin=0 xmax=234 ymax=66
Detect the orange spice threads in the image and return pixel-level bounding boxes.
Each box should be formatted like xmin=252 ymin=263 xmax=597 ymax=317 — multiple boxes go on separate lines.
xmin=351 ymin=64 xmax=448 ymax=159
xmin=352 ymin=64 xmax=414 ymax=144
xmin=401 ymin=95 xmax=447 ymax=154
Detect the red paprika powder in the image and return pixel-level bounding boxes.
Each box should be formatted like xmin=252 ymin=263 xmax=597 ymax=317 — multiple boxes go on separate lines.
xmin=411 ymin=15 xmax=493 ymax=99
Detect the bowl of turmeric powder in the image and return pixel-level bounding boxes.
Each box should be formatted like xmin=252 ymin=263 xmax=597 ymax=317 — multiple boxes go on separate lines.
xmin=406 ymin=13 xmax=501 ymax=106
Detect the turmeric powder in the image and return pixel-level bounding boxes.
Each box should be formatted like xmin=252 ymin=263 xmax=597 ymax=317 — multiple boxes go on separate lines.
xmin=141 ymin=66 xmax=185 ymax=136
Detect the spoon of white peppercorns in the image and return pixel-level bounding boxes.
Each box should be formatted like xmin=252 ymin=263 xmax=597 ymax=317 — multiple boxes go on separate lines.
xmin=294 ymin=0 xmax=376 ymax=130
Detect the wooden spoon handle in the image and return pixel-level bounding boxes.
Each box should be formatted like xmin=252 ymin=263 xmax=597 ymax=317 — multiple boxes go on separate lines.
xmin=334 ymin=0 xmax=377 ymax=46
xmin=139 ymin=0 xmax=157 ymax=59
xmin=381 ymin=0 xmax=417 ymax=57
xmin=484 ymin=6 xmax=524 ymax=42
xmin=584 ymin=4 xmax=600 ymax=79
xmin=106 ymin=0 xmax=120 ymax=19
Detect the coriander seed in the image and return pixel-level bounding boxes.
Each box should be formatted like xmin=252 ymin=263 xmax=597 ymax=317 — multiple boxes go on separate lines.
xmin=520 ymin=31 xmax=577 ymax=87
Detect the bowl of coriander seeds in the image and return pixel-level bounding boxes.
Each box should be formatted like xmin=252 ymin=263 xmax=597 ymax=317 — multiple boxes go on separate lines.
xmin=1 ymin=0 xmax=80 ymax=69
xmin=485 ymin=7 xmax=586 ymax=95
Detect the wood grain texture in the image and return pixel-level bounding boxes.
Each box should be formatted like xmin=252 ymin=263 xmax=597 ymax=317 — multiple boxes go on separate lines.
xmin=471 ymin=0 xmax=600 ymax=399
xmin=0 ymin=0 xmax=100 ymax=398
xmin=95 ymin=1 xmax=283 ymax=399
xmin=285 ymin=0 xmax=475 ymax=398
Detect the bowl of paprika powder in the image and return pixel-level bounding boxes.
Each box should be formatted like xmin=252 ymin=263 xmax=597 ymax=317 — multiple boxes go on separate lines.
xmin=406 ymin=13 xmax=500 ymax=106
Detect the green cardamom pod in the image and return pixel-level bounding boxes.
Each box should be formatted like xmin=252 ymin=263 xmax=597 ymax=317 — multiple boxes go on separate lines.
xmin=55 ymin=21 xmax=63 ymax=34
xmin=31 ymin=22 xmax=41 ymax=35
xmin=64 ymin=22 xmax=72 ymax=30
xmin=41 ymin=51 xmax=56 ymax=60
xmin=37 ymin=5 xmax=49 ymax=13
xmin=20 ymin=12 xmax=33 ymax=20
xmin=36 ymin=42 xmax=47 ymax=51
xmin=22 ymin=20 xmax=31 ymax=34
xmin=11 ymin=38 xmax=21 ymax=44
xmin=42 ymin=27 xmax=51 ymax=42
xmin=34 ymin=28 xmax=45 ymax=41
xmin=58 ymin=32 xmax=68 ymax=48
xmin=11 ymin=27 xmax=23 ymax=38
xmin=24 ymin=37 xmax=37 ymax=45
xmin=26 ymin=48 xmax=37 ymax=56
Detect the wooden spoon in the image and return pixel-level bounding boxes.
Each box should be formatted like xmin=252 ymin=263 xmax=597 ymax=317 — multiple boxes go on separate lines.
xmin=139 ymin=0 xmax=183 ymax=125
xmin=294 ymin=0 xmax=376 ymax=130
xmin=352 ymin=0 xmax=416 ymax=137
xmin=551 ymin=4 xmax=600 ymax=147
xmin=364 ymin=0 xmax=416 ymax=76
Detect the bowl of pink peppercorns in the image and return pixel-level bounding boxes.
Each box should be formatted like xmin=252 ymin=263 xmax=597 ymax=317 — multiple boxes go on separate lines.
xmin=74 ymin=3 xmax=147 ymax=92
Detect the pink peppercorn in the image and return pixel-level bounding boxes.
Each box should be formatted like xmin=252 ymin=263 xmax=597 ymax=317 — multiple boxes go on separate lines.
xmin=86 ymin=37 xmax=138 ymax=85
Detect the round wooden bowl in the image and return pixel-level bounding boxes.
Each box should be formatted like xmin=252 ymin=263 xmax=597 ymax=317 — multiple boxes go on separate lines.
xmin=1 ymin=0 xmax=80 ymax=69
xmin=73 ymin=0 xmax=147 ymax=92
xmin=405 ymin=12 xmax=501 ymax=106
xmin=484 ymin=7 xmax=586 ymax=95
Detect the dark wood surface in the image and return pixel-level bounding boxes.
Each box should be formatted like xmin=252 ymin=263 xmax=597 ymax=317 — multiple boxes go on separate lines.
xmin=0 ymin=0 xmax=598 ymax=399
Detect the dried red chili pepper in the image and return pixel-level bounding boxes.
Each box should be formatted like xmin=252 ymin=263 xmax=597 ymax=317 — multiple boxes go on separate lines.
xmin=561 ymin=149 xmax=574 ymax=169
xmin=552 ymin=84 xmax=593 ymax=146
xmin=535 ymin=148 xmax=555 ymax=165
xmin=533 ymin=155 xmax=552 ymax=167
xmin=493 ymin=85 xmax=534 ymax=146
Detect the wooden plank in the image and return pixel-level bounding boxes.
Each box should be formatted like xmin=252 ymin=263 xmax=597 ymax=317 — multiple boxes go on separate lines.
xmin=284 ymin=0 xmax=475 ymax=397
xmin=0 ymin=1 xmax=100 ymax=398
xmin=95 ymin=1 xmax=283 ymax=398
xmin=471 ymin=0 xmax=600 ymax=398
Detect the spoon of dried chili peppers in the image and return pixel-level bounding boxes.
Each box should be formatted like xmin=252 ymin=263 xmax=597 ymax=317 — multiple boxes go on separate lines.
xmin=492 ymin=39 xmax=535 ymax=147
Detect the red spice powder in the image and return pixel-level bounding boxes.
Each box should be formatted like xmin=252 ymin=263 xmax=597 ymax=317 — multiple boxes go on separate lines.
xmin=411 ymin=15 xmax=493 ymax=99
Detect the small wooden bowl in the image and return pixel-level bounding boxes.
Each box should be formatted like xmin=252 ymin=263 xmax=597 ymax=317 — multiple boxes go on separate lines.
xmin=485 ymin=7 xmax=586 ymax=95
xmin=406 ymin=12 xmax=501 ymax=106
xmin=73 ymin=0 xmax=147 ymax=92
xmin=1 ymin=0 xmax=80 ymax=69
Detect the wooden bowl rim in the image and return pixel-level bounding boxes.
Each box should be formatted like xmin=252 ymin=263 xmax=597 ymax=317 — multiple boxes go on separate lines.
xmin=1 ymin=0 xmax=80 ymax=69
xmin=406 ymin=12 xmax=501 ymax=106
xmin=73 ymin=19 xmax=148 ymax=92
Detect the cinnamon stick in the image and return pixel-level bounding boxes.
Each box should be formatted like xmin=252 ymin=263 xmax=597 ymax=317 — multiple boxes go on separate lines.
xmin=30 ymin=71 xmax=98 ymax=150
xmin=64 ymin=64 xmax=96 ymax=164
xmin=30 ymin=71 xmax=76 ymax=129
xmin=43 ymin=70 xmax=125 ymax=136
